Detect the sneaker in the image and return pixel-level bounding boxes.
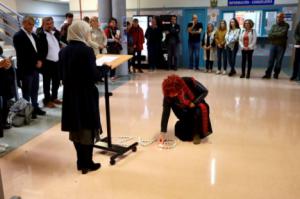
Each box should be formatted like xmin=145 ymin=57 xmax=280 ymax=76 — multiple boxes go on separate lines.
xmin=216 ymin=70 xmax=221 ymax=75
xmin=222 ymin=71 xmax=227 ymax=75
xmin=110 ymin=76 xmax=117 ymax=81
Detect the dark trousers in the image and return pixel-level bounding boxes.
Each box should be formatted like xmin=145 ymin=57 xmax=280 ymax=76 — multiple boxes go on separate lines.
xmin=217 ymin=47 xmax=227 ymax=71
xmin=21 ymin=71 xmax=39 ymax=108
xmin=189 ymin=41 xmax=200 ymax=69
xmin=132 ymin=50 xmax=142 ymax=70
xmin=241 ymin=50 xmax=254 ymax=76
xmin=265 ymin=44 xmax=286 ymax=76
xmin=167 ymin=41 xmax=178 ymax=70
xmin=107 ymin=48 xmax=120 ymax=78
xmin=205 ymin=50 xmax=213 ymax=70
xmin=227 ymin=43 xmax=239 ymax=72
xmin=73 ymin=142 xmax=94 ymax=168
xmin=148 ymin=43 xmax=161 ymax=70
xmin=291 ymin=48 xmax=300 ymax=80
xmin=43 ymin=60 xmax=60 ymax=104
xmin=0 ymin=96 xmax=3 ymax=137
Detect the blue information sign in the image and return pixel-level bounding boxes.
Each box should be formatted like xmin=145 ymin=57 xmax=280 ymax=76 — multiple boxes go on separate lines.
xmin=228 ymin=0 xmax=274 ymax=6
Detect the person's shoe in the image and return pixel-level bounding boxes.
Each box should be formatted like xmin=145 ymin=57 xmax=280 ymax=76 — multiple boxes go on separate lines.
xmin=290 ymin=76 xmax=297 ymax=81
xmin=193 ymin=134 xmax=201 ymax=145
xmin=110 ymin=76 xmax=117 ymax=81
xmin=34 ymin=107 xmax=46 ymax=116
xmin=228 ymin=70 xmax=236 ymax=77
xmin=44 ymin=102 xmax=56 ymax=108
xmin=216 ymin=70 xmax=221 ymax=75
xmin=81 ymin=163 xmax=101 ymax=174
xmin=240 ymin=74 xmax=245 ymax=78
xmin=4 ymin=123 xmax=11 ymax=129
xmin=246 ymin=74 xmax=250 ymax=79
xmin=52 ymin=99 xmax=62 ymax=105
xmin=32 ymin=113 xmax=37 ymax=119
xmin=222 ymin=70 xmax=227 ymax=75
xmin=273 ymin=74 xmax=279 ymax=79
xmin=262 ymin=75 xmax=271 ymax=79
xmin=138 ymin=69 xmax=144 ymax=73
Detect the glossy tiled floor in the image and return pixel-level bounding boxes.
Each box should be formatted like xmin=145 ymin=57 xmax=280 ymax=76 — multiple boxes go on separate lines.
xmin=1 ymin=69 xmax=300 ymax=199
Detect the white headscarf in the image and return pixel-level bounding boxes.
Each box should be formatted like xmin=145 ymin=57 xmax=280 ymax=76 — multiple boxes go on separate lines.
xmin=67 ymin=20 xmax=91 ymax=45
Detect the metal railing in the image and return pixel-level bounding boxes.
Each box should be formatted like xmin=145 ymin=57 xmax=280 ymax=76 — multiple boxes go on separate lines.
xmin=0 ymin=2 xmax=23 ymax=45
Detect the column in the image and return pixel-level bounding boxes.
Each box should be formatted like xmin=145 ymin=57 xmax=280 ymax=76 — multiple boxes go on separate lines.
xmin=112 ymin=0 xmax=128 ymax=76
xmin=98 ymin=0 xmax=112 ymax=24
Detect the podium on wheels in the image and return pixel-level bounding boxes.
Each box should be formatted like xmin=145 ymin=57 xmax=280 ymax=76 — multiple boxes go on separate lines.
xmin=94 ymin=54 xmax=138 ymax=165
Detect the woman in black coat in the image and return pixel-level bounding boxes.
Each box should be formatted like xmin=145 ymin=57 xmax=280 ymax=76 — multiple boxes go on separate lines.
xmin=0 ymin=47 xmax=13 ymax=136
xmin=160 ymin=75 xmax=212 ymax=144
xmin=59 ymin=21 xmax=102 ymax=174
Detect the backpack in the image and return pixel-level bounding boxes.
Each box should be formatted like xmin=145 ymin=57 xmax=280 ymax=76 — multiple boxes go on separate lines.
xmin=7 ymin=98 xmax=34 ymax=127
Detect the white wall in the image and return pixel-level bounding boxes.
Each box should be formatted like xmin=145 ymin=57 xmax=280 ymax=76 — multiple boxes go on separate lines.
xmin=0 ymin=0 xmax=17 ymax=11
xmin=69 ymin=0 xmax=97 ymax=11
xmin=15 ymin=0 xmax=69 ymax=16
xmin=126 ymin=0 xmax=298 ymax=9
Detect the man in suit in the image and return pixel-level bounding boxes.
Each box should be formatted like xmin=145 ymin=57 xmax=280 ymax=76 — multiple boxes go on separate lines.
xmin=13 ymin=16 xmax=46 ymax=118
xmin=166 ymin=15 xmax=180 ymax=70
xmin=37 ymin=17 xmax=61 ymax=108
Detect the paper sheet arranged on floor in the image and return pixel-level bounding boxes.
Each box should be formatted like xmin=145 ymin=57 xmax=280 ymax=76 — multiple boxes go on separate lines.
xmin=96 ymin=56 xmax=118 ymax=66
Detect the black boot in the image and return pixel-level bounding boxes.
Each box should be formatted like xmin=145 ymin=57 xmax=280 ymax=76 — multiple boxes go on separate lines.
xmin=73 ymin=142 xmax=83 ymax=171
xmin=81 ymin=145 xmax=101 ymax=174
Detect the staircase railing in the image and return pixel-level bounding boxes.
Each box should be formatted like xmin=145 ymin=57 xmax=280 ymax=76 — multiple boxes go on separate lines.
xmin=0 ymin=2 xmax=23 ymax=45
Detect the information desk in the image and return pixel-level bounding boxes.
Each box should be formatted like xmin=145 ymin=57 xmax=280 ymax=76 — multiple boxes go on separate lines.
xmin=95 ymin=54 xmax=138 ymax=165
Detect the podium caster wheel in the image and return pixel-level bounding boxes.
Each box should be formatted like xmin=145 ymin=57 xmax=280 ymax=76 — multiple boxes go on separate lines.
xmin=110 ymin=159 xmax=116 ymax=165
xmin=132 ymin=146 xmax=137 ymax=152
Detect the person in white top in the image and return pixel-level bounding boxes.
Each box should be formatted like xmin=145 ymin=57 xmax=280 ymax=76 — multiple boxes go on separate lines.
xmin=239 ymin=19 xmax=257 ymax=79
xmin=225 ymin=18 xmax=240 ymax=77
xmin=89 ymin=16 xmax=108 ymax=55
xmin=36 ymin=17 xmax=62 ymax=108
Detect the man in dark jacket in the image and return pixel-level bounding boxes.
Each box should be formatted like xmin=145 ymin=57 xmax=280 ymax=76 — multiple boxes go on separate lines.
xmin=13 ymin=16 xmax=46 ymax=118
xmin=60 ymin=12 xmax=73 ymax=44
xmin=166 ymin=15 xmax=180 ymax=70
xmin=290 ymin=21 xmax=300 ymax=81
xmin=37 ymin=17 xmax=61 ymax=108
xmin=263 ymin=13 xmax=290 ymax=79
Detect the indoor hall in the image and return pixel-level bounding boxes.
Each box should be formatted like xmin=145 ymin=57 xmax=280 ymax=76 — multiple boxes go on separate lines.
xmin=1 ymin=69 xmax=300 ymax=199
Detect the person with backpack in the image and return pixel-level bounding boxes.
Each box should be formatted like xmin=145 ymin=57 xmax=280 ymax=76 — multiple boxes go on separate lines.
xmin=239 ymin=19 xmax=257 ymax=79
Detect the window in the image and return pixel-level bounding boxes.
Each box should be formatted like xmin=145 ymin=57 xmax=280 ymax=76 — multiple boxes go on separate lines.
xmin=235 ymin=11 xmax=262 ymax=35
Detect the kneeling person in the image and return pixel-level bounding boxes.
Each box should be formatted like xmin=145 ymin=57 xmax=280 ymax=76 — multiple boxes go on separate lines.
xmin=160 ymin=75 xmax=212 ymax=144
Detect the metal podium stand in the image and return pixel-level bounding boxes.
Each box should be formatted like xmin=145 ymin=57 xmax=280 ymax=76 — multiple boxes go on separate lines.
xmin=94 ymin=57 xmax=138 ymax=165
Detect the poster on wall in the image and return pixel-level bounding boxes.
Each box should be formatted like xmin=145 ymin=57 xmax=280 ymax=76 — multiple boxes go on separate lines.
xmin=228 ymin=0 xmax=274 ymax=6
xmin=207 ymin=9 xmax=219 ymax=25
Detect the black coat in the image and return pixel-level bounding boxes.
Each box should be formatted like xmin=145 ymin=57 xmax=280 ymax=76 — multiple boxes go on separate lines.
xmin=36 ymin=29 xmax=61 ymax=61
xmin=13 ymin=29 xmax=41 ymax=76
xmin=0 ymin=47 xmax=15 ymax=98
xmin=59 ymin=41 xmax=101 ymax=132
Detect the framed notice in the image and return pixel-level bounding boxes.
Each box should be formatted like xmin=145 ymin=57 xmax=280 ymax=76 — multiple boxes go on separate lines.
xmin=228 ymin=0 xmax=274 ymax=6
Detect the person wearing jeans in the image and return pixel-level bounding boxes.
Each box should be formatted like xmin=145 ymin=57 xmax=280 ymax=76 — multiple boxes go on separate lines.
xmin=187 ymin=14 xmax=203 ymax=70
xmin=225 ymin=18 xmax=240 ymax=77
xmin=239 ymin=19 xmax=257 ymax=79
xmin=263 ymin=13 xmax=289 ymax=79
xmin=290 ymin=21 xmax=300 ymax=81
xmin=202 ymin=23 xmax=216 ymax=73
xmin=215 ymin=20 xmax=227 ymax=75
